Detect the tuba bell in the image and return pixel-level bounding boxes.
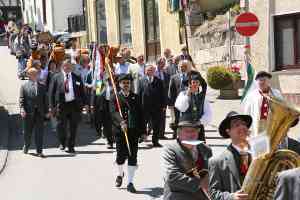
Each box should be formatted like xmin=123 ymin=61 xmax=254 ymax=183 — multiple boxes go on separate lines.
xmin=242 ymin=96 xmax=300 ymax=199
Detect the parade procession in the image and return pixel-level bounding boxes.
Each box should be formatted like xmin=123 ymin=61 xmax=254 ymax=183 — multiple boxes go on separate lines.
xmin=0 ymin=0 xmax=300 ymax=200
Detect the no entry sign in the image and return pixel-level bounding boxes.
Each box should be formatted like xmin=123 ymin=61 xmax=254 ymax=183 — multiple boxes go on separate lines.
xmin=235 ymin=12 xmax=259 ymax=37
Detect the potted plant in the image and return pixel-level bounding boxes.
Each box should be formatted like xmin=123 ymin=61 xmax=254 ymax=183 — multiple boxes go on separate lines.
xmin=207 ymin=65 xmax=244 ymax=99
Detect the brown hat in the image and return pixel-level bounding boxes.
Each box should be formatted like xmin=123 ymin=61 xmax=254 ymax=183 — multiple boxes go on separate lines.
xmin=219 ymin=111 xmax=252 ymax=138
xmin=255 ymin=71 xmax=272 ymax=80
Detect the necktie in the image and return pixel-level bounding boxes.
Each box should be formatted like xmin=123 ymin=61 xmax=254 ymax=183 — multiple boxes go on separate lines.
xmin=240 ymin=153 xmax=250 ymax=176
xmin=158 ymin=69 xmax=162 ymax=80
xmin=65 ymin=73 xmax=70 ymax=93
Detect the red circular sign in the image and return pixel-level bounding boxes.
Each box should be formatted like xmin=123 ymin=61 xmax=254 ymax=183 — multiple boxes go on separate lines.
xmin=235 ymin=12 xmax=259 ymax=37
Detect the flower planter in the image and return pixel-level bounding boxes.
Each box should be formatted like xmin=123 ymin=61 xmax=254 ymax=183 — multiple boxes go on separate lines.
xmin=219 ymin=79 xmax=245 ymax=99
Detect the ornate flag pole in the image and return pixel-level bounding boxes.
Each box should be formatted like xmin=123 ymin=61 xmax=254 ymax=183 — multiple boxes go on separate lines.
xmin=104 ymin=46 xmax=132 ymax=156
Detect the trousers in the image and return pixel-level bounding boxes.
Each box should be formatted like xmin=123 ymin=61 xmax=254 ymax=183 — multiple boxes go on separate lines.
xmin=115 ymin=128 xmax=139 ymax=166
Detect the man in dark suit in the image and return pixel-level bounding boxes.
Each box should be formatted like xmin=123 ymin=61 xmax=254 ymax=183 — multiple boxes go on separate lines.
xmin=155 ymin=57 xmax=170 ymax=139
xmin=274 ymin=167 xmax=300 ymax=200
xmin=48 ymin=56 xmax=86 ymax=154
xmin=110 ymin=74 xmax=146 ymax=193
xmin=91 ymin=79 xmax=114 ymax=149
xmin=138 ymin=64 xmax=165 ymax=147
xmin=162 ymin=115 xmax=212 ymax=200
xmin=209 ymin=111 xmax=252 ymax=200
xmin=19 ymin=68 xmax=48 ymax=157
xmin=168 ymin=60 xmax=207 ymax=137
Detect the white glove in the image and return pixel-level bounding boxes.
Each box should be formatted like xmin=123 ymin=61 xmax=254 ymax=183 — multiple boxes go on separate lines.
xmin=120 ymin=120 xmax=128 ymax=131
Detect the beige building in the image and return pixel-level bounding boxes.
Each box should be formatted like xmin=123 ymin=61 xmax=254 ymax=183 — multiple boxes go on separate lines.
xmin=85 ymin=0 xmax=185 ymax=61
xmin=250 ymin=0 xmax=300 ymax=104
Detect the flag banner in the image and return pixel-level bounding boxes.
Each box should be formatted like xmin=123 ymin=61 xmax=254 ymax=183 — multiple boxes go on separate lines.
xmin=241 ymin=63 xmax=255 ymax=102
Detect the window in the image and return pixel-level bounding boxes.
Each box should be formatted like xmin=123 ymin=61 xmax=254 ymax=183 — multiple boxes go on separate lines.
xmin=144 ymin=0 xmax=161 ymax=61
xmin=118 ymin=0 xmax=132 ymax=45
xmin=96 ymin=0 xmax=107 ymax=44
xmin=145 ymin=0 xmax=160 ymax=42
xmin=275 ymin=13 xmax=300 ymax=70
xmin=42 ymin=0 xmax=47 ymax=24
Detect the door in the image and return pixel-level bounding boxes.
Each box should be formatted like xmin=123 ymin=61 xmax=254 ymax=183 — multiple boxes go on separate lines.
xmin=144 ymin=0 xmax=161 ymax=62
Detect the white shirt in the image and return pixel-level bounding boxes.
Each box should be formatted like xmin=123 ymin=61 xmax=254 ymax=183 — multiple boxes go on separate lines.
xmin=232 ymin=144 xmax=251 ymax=155
xmin=147 ymin=76 xmax=154 ymax=83
xmin=175 ymin=91 xmax=212 ymax=126
xmin=63 ymin=71 xmax=75 ymax=102
xmin=115 ymin=62 xmax=130 ymax=75
xmin=105 ymin=84 xmax=111 ymax=100
xmin=243 ymin=88 xmax=283 ymax=136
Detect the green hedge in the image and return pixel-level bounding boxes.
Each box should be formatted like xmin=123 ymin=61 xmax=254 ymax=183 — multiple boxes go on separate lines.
xmin=207 ymin=66 xmax=234 ymax=89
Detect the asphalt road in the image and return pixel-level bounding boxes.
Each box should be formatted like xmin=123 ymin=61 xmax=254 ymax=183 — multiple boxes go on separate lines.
xmin=0 ymin=46 xmax=229 ymax=200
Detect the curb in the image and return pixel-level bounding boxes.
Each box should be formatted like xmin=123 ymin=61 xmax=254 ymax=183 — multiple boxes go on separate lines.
xmin=0 ymin=106 xmax=10 ymax=175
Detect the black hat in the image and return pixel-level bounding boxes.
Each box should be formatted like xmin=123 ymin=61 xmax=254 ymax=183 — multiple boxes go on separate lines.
xmin=219 ymin=111 xmax=252 ymax=138
xmin=188 ymin=70 xmax=202 ymax=82
xmin=117 ymin=73 xmax=133 ymax=82
xmin=177 ymin=114 xmax=202 ymax=128
xmin=255 ymin=71 xmax=272 ymax=80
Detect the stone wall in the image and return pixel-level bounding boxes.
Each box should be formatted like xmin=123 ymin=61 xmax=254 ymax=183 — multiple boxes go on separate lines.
xmin=188 ymin=11 xmax=245 ymax=70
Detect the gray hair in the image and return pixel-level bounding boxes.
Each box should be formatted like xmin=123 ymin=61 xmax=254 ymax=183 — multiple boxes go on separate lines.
xmin=178 ymin=59 xmax=192 ymax=71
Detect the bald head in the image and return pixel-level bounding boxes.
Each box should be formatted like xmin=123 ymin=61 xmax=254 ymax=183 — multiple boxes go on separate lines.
xmin=27 ymin=67 xmax=39 ymax=81
xmin=164 ymin=48 xmax=172 ymax=59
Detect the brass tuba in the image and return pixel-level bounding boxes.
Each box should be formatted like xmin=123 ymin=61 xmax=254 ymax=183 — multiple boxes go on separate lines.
xmin=242 ymin=96 xmax=300 ymax=200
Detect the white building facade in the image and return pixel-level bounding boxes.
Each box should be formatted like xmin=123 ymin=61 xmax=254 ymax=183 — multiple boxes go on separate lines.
xmin=250 ymin=0 xmax=300 ymax=105
xmin=21 ymin=0 xmax=83 ymax=33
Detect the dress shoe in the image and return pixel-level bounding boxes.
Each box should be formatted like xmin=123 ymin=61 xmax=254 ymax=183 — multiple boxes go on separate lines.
xmin=152 ymin=142 xmax=163 ymax=148
xmin=127 ymin=183 xmax=137 ymax=193
xmin=159 ymin=135 xmax=168 ymax=140
xmin=37 ymin=153 xmax=45 ymax=158
xmin=172 ymin=133 xmax=177 ymax=139
xmin=65 ymin=148 xmax=76 ymax=154
xmin=23 ymin=146 xmax=29 ymax=154
xmin=115 ymin=173 xmax=124 ymax=188
xmin=107 ymin=143 xmax=113 ymax=149
xmin=59 ymin=145 xmax=65 ymax=151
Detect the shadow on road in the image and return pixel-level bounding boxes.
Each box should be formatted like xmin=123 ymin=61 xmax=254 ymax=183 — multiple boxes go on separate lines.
xmin=8 ymin=114 xmax=103 ymax=151
xmin=43 ymin=154 xmax=76 ymax=158
xmin=135 ymin=187 xmax=164 ymax=198
xmin=119 ymin=187 xmax=163 ymax=198
xmin=75 ymin=150 xmax=114 ymax=154
xmin=7 ymin=115 xmax=158 ymax=153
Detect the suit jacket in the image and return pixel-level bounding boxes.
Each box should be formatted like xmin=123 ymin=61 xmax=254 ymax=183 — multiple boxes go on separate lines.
xmin=138 ymin=76 xmax=166 ymax=111
xmin=109 ymin=91 xmax=146 ymax=137
xmin=274 ymin=167 xmax=300 ymax=200
xmin=163 ymin=141 xmax=212 ymax=200
xmin=209 ymin=145 xmax=245 ymax=200
xmin=19 ymin=81 xmax=48 ymax=116
xmin=48 ymin=72 xmax=85 ymax=111
xmin=168 ymin=74 xmax=183 ymax=106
